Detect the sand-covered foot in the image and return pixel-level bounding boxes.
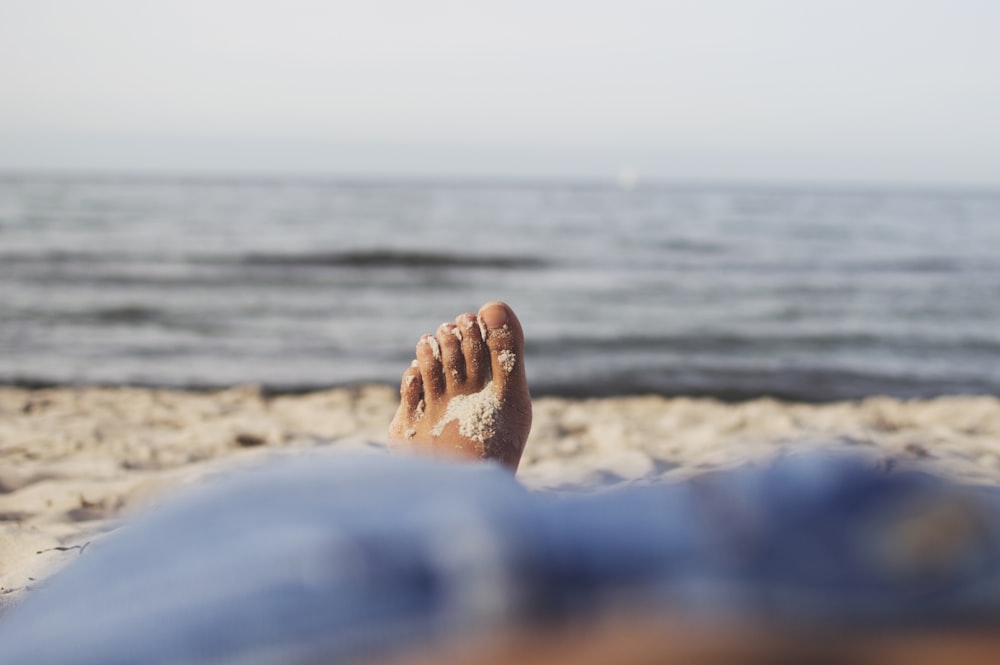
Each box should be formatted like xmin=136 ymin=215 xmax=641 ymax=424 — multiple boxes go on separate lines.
xmin=388 ymin=301 xmax=532 ymax=472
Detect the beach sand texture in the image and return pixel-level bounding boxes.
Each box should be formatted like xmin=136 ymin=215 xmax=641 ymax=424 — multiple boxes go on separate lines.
xmin=2 ymin=385 xmax=1000 ymax=611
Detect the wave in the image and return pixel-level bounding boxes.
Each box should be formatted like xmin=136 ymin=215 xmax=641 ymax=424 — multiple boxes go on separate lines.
xmin=238 ymin=250 xmax=546 ymax=269
xmin=7 ymin=248 xmax=999 ymax=276
xmin=528 ymin=332 xmax=942 ymax=355
xmin=4 ymin=367 xmax=997 ymax=403
xmin=530 ymin=366 xmax=1000 ymax=402
xmin=0 ymin=249 xmax=547 ymax=270
xmin=86 ymin=306 xmax=165 ymax=325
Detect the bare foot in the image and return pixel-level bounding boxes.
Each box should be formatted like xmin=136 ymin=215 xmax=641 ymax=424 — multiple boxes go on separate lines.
xmin=388 ymin=301 xmax=532 ymax=471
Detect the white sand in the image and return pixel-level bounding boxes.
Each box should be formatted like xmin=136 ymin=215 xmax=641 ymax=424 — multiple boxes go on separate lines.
xmin=2 ymin=385 xmax=999 ymax=611
xmin=431 ymin=381 xmax=501 ymax=443
xmin=496 ymin=350 xmax=517 ymax=375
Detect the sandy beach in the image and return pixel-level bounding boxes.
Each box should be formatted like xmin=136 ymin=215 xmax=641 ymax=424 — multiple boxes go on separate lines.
xmin=2 ymin=384 xmax=999 ymax=612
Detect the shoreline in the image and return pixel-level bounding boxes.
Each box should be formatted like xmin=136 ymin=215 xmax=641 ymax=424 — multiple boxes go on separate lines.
xmin=3 ymin=378 xmax=998 ymax=404
xmin=2 ymin=384 xmax=1000 ymax=609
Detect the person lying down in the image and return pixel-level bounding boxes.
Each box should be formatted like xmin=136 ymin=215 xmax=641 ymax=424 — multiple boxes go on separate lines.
xmin=1 ymin=302 xmax=999 ymax=665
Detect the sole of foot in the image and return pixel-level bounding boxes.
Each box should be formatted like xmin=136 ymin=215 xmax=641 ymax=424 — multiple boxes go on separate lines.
xmin=388 ymin=301 xmax=532 ymax=472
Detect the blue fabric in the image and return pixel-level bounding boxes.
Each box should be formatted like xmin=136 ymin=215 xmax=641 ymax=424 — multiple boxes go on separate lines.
xmin=2 ymin=452 xmax=1000 ymax=664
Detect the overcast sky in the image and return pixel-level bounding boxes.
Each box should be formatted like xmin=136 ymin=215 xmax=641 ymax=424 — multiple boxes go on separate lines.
xmin=1 ymin=0 xmax=998 ymax=184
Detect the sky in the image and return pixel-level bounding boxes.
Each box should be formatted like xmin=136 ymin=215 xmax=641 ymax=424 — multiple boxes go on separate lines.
xmin=1 ymin=0 xmax=998 ymax=185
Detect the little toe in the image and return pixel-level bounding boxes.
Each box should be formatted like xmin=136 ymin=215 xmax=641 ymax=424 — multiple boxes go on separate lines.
xmin=399 ymin=363 xmax=424 ymax=414
xmin=456 ymin=312 xmax=489 ymax=386
xmin=478 ymin=301 xmax=528 ymax=395
xmin=389 ymin=362 xmax=424 ymax=444
xmin=416 ymin=334 xmax=445 ymax=400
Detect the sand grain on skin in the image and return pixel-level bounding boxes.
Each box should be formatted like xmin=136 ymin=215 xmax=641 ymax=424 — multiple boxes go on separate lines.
xmin=497 ymin=350 xmax=517 ymax=375
xmin=430 ymin=382 xmax=502 ymax=444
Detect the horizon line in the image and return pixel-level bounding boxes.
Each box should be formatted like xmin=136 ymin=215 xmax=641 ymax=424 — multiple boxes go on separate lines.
xmin=2 ymin=167 xmax=1000 ymax=196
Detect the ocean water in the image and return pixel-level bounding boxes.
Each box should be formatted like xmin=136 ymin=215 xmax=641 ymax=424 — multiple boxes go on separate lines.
xmin=1 ymin=174 xmax=998 ymax=401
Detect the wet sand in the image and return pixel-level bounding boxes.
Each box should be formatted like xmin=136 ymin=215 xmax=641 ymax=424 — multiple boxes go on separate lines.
xmin=2 ymin=384 xmax=999 ymax=610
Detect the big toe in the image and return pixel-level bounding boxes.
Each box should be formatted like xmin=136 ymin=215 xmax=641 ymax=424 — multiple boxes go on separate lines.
xmin=478 ymin=301 xmax=528 ymax=397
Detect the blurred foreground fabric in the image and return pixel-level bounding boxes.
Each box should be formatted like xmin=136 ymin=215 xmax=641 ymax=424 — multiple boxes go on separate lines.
xmin=1 ymin=451 xmax=999 ymax=664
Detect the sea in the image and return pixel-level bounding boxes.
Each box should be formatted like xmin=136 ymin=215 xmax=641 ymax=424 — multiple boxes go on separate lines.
xmin=1 ymin=174 xmax=998 ymax=401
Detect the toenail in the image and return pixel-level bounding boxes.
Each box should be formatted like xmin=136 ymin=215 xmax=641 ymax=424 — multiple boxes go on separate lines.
xmin=480 ymin=304 xmax=508 ymax=330
xmin=440 ymin=322 xmax=462 ymax=342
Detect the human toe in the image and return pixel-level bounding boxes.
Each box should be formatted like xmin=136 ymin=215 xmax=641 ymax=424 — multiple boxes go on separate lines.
xmin=415 ymin=334 xmax=445 ymax=400
xmin=436 ymin=322 xmax=465 ymax=387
